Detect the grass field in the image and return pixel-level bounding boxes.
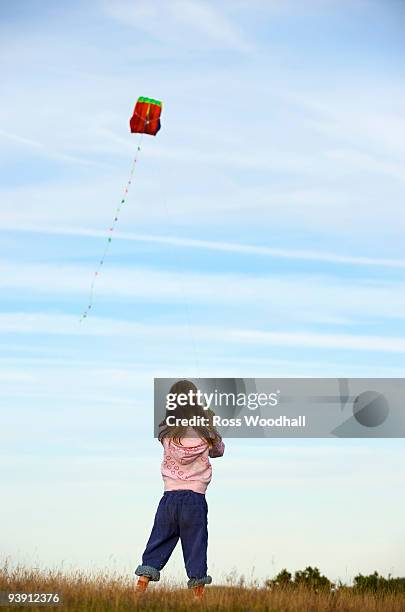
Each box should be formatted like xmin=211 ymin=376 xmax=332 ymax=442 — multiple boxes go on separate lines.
xmin=1 ymin=565 xmax=405 ymax=611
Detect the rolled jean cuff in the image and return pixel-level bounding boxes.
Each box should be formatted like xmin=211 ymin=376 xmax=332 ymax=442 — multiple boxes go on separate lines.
xmin=135 ymin=565 xmax=160 ymax=581
xmin=187 ymin=575 xmax=212 ymax=588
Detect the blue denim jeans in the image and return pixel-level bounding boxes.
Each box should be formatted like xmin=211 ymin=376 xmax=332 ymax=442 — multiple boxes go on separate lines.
xmin=135 ymin=490 xmax=212 ymax=588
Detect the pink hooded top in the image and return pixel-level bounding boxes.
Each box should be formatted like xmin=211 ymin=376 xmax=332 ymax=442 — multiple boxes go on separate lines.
xmin=161 ymin=428 xmax=225 ymax=494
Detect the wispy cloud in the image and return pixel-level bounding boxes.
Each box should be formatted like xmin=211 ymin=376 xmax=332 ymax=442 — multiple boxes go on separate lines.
xmin=326 ymin=148 xmax=405 ymax=184
xmin=103 ymin=0 xmax=250 ymax=52
xmin=2 ymin=256 xmax=405 ymax=326
xmin=6 ymin=224 xmax=405 ymax=269
xmin=291 ymin=90 xmax=405 ymax=159
xmin=1 ymin=312 xmax=405 ymax=354
xmin=0 ymin=129 xmax=111 ymax=168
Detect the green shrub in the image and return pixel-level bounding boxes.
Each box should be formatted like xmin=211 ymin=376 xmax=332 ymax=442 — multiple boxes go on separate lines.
xmin=266 ymin=566 xmax=333 ymax=591
xmin=353 ymin=572 xmax=405 ymax=594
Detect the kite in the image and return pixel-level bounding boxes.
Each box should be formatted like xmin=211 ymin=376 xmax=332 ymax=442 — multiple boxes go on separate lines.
xmin=130 ymin=96 xmax=162 ymax=136
xmin=80 ymin=96 xmax=163 ymax=322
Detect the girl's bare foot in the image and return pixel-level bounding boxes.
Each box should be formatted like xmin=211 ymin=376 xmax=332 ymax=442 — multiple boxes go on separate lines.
xmin=136 ymin=576 xmax=150 ymax=593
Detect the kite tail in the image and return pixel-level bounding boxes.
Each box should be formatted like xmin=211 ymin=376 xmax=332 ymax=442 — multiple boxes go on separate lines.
xmin=79 ymin=133 xmax=144 ymax=322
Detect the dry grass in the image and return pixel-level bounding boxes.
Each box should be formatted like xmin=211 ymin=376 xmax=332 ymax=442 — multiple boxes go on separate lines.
xmin=1 ymin=564 xmax=405 ymax=611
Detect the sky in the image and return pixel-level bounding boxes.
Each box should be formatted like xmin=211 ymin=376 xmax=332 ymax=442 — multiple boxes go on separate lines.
xmin=1 ymin=0 xmax=405 ymax=585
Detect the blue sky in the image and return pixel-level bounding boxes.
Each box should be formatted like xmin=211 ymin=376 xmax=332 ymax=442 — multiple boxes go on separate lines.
xmin=1 ymin=0 xmax=405 ymax=584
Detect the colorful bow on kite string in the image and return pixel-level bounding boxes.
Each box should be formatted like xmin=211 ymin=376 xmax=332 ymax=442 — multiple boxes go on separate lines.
xmin=79 ymin=97 xmax=162 ymax=322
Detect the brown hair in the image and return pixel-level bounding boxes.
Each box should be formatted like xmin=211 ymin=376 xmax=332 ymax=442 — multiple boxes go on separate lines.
xmin=159 ymin=379 xmax=221 ymax=446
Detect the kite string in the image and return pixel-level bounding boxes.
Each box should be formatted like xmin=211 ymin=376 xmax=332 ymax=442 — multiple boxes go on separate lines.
xmin=79 ymin=132 xmax=144 ymax=322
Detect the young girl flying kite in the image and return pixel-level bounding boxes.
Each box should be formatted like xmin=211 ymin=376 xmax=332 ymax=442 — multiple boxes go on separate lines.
xmin=135 ymin=380 xmax=225 ymax=600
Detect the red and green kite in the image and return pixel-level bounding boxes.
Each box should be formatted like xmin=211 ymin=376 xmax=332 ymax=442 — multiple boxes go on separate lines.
xmin=130 ymin=96 xmax=162 ymax=136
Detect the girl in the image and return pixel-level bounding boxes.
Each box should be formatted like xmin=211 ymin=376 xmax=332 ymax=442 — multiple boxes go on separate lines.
xmin=135 ymin=380 xmax=225 ymax=600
